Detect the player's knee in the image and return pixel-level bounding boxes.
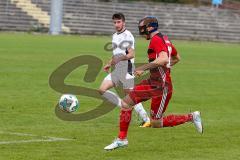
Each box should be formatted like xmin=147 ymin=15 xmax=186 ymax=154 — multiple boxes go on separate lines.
xmin=121 ymin=100 xmax=128 ymax=109
xmin=121 ymin=100 xmax=133 ymax=110
xmin=98 ymin=88 xmax=106 ymax=95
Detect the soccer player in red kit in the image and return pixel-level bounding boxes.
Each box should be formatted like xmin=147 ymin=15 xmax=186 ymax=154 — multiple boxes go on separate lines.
xmin=104 ymin=16 xmax=203 ymax=150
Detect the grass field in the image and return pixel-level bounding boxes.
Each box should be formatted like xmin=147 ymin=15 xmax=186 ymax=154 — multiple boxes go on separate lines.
xmin=0 ymin=33 xmax=239 ymax=160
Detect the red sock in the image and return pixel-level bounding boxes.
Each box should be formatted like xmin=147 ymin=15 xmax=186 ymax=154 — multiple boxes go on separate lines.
xmin=162 ymin=114 xmax=193 ymax=127
xmin=118 ymin=110 xmax=132 ymax=139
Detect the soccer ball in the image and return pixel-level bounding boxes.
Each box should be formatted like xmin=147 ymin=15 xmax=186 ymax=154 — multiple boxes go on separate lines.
xmin=58 ymin=94 xmax=79 ymax=113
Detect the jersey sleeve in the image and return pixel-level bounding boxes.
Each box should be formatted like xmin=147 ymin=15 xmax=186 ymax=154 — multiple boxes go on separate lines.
xmin=152 ymin=37 xmax=168 ymax=56
xmin=162 ymin=35 xmax=178 ymax=57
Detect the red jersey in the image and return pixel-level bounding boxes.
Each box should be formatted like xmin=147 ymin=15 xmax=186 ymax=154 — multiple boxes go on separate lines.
xmin=147 ymin=33 xmax=177 ymax=86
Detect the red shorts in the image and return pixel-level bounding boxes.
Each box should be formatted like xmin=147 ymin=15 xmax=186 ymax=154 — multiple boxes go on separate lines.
xmin=129 ymin=79 xmax=172 ymax=119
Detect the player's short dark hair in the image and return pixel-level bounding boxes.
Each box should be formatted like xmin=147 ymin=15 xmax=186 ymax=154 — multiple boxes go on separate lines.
xmin=112 ymin=13 xmax=125 ymax=22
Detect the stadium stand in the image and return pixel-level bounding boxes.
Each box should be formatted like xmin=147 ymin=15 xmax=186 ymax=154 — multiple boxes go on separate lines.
xmin=0 ymin=0 xmax=239 ymax=42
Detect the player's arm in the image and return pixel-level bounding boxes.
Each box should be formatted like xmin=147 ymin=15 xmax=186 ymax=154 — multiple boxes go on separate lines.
xmin=104 ymin=49 xmax=134 ymax=72
xmin=134 ymin=51 xmax=168 ymax=77
xmin=122 ymin=47 xmax=135 ymax=60
xmin=170 ymin=53 xmax=180 ymax=66
xmin=103 ymin=58 xmax=113 ymax=72
xmin=111 ymin=48 xmax=135 ymax=65
xmin=169 ymin=45 xmax=180 ymax=66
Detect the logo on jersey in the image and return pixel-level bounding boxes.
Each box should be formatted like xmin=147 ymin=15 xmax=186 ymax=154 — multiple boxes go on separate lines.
xmin=104 ymin=40 xmax=133 ymax=52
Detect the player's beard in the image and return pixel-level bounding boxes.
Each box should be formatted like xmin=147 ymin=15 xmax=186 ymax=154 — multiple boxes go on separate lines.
xmin=116 ymin=27 xmax=123 ymax=32
xmin=116 ymin=25 xmax=125 ymax=33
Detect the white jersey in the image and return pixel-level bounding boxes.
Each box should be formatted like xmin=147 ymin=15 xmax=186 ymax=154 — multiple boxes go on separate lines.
xmin=112 ymin=29 xmax=135 ymax=64
xmin=112 ymin=29 xmax=135 ymax=75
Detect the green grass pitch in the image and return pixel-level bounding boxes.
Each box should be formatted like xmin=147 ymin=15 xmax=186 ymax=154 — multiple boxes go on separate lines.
xmin=0 ymin=33 xmax=239 ymax=160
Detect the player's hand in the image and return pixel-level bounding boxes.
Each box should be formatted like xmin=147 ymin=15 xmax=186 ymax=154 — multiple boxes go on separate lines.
xmin=134 ymin=69 xmax=144 ymax=77
xmin=103 ymin=64 xmax=111 ymax=73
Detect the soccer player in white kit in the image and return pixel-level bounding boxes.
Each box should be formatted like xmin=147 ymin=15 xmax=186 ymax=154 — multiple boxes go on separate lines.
xmin=98 ymin=13 xmax=150 ymax=127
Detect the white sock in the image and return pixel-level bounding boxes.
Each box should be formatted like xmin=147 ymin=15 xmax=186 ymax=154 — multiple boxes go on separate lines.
xmin=102 ymin=90 xmax=121 ymax=107
xmin=134 ymin=103 xmax=150 ymax=122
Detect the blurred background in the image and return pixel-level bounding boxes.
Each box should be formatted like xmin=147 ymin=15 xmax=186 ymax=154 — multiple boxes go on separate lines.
xmin=0 ymin=0 xmax=240 ymax=42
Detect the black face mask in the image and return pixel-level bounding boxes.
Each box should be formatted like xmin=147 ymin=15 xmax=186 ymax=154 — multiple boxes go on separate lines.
xmin=138 ymin=25 xmax=149 ymax=35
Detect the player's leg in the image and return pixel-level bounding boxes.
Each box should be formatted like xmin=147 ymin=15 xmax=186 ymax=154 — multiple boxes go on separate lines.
xmin=104 ymin=95 xmax=134 ymax=150
xmin=150 ymin=87 xmax=203 ymax=133
xmin=101 ymin=72 xmax=150 ymax=125
xmin=134 ymin=103 xmax=151 ymax=127
xmin=150 ymin=87 xmax=191 ymax=127
xmin=98 ymin=74 xmax=121 ymax=107
xmin=117 ymin=80 xmax=152 ymax=142
xmin=124 ymin=88 xmax=150 ymax=127
xmin=154 ymin=112 xmax=203 ymax=133
xmin=104 ymin=80 xmax=151 ymax=150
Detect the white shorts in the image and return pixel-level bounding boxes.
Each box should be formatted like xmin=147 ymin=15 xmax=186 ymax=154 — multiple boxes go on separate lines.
xmin=104 ymin=72 xmax=135 ymax=89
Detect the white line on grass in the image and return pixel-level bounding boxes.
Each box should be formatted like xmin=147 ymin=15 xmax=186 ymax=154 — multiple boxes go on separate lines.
xmin=0 ymin=131 xmax=37 ymax=137
xmin=0 ymin=131 xmax=72 ymax=145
